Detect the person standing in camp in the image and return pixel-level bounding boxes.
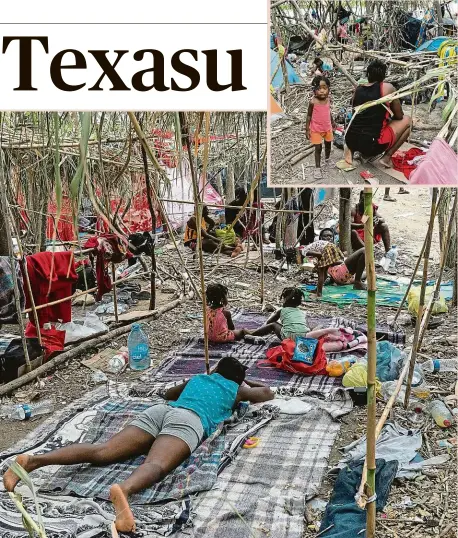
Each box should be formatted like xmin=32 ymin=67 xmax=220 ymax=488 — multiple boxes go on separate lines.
xmin=306 ymin=75 xmax=336 ymax=180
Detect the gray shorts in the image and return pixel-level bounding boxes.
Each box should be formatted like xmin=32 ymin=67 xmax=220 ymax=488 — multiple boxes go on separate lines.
xmin=130 ymin=403 xmax=204 ymax=453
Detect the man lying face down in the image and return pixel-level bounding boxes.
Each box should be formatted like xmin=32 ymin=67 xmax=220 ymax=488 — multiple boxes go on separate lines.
xmin=3 ymin=357 xmax=274 ymax=532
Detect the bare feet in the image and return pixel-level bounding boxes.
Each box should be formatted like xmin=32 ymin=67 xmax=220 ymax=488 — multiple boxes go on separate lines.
xmin=378 ymin=156 xmax=392 ymax=168
xmin=353 ymin=281 xmax=367 ymax=291
xmin=110 ymin=484 xmax=136 ymax=533
xmin=3 ymin=454 xmax=31 ymax=492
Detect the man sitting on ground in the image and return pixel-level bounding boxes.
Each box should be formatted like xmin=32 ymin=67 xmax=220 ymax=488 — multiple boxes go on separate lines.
xmin=3 ymin=357 xmax=274 ymax=533
xmin=344 ymin=59 xmax=412 ymax=168
xmin=351 ymin=191 xmax=392 ymax=254
xmin=184 ymin=205 xmax=236 ymax=255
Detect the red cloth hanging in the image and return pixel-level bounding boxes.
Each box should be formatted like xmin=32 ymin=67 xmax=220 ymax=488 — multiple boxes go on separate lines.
xmin=84 ymin=234 xmax=131 ymax=301
xmin=24 ymin=251 xmax=77 ymax=327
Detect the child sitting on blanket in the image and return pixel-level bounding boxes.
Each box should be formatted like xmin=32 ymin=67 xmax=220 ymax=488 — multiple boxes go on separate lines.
xmin=250 ymin=287 xmax=310 ymax=341
xmin=206 ymin=283 xmax=249 ymax=343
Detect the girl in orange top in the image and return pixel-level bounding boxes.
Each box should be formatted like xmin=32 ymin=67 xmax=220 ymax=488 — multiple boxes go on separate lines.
xmin=306 ymin=75 xmax=336 ymax=181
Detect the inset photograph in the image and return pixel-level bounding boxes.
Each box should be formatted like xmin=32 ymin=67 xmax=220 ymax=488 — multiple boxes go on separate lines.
xmin=270 ymin=1 xmax=458 ymax=186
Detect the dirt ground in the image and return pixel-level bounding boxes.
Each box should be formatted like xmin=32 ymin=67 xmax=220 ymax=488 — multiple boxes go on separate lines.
xmin=0 ymin=189 xmax=456 ymax=537
xmin=270 ymin=81 xmax=452 ymax=186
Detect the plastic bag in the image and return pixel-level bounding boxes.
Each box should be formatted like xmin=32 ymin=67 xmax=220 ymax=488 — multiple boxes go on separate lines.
xmin=408 ymin=286 xmax=448 ymax=317
xmin=57 ymin=322 xmax=95 ymax=343
xmin=215 ymin=226 xmax=236 ymax=246
xmin=343 ymin=363 xmax=382 ymax=394
xmin=376 ymin=341 xmax=404 ymax=382
xmin=83 ymin=313 xmax=109 ymax=333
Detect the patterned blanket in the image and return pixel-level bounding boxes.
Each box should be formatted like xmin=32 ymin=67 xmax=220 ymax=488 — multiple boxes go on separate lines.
xmin=183 ymin=392 xmax=352 ymax=538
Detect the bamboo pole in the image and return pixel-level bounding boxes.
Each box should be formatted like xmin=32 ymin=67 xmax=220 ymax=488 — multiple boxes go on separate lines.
xmin=288 ymin=0 xmax=358 ymax=87
xmin=5 ymin=204 xmax=43 ymax=346
xmin=22 ymin=270 xmax=151 ymax=314
xmin=404 ymin=188 xmax=439 ymax=408
xmin=363 ymin=188 xmax=377 ymax=538
xmin=356 ymin=357 xmax=411 ymax=509
xmin=417 ymin=191 xmax=457 ymax=349
xmin=0 ymin=146 xmax=32 ymax=372
xmin=258 ymin=187 xmax=265 ymax=308
xmin=127 ymin=112 xmax=202 ymax=300
xmin=179 ymin=112 xmax=210 ymax=375
xmin=111 ymin=263 xmax=119 ymax=323
xmin=0 ymin=297 xmax=185 ymax=397
xmin=393 ymin=189 xmax=445 ymax=322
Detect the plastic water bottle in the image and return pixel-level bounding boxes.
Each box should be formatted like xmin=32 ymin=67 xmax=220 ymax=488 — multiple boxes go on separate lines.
xmin=428 ymin=400 xmax=454 ymax=428
xmin=299 ymin=61 xmax=308 ymax=77
xmin=385 ymin=246 xmax=398 ymax=272
xmin=0 ymin=400 xmax=54 ymax=421
xmin=128 ymin=324 xmax=150 ymax=370
xmin=420 ymin=359 xmax=458 ymax=374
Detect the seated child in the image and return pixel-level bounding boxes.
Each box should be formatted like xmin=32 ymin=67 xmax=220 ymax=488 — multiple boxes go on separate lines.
xmin=251 ymin=287 xmax=309 ymax=340
xmin=206 ymin=283 xmax=248 ymax=343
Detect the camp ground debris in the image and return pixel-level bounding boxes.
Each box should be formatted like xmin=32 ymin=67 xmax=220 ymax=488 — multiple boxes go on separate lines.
xmin=270 ymin=0 xmax=458 ymax=186
xmin=0 ymin=110 xmax=456 ymax=538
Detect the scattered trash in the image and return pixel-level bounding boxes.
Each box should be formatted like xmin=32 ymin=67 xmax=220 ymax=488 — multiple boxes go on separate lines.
xmin=407 ymin=404 xmax=425 ymax=425
xmin=106 ymin=352 xmax=128 ymax=374
xmin=82 ymin=347 xmax=128 ymax=373
xmin=58 ymin=313 xmax=109 ymax=343
xmin=387 ymin=313 xmax=411 ymax=326
xmin=243 ymin=437 xmax=260 ymax=448
xmin=0 ymin=399 xmax=54 ymax=420
xmin=72 ymin=292 xmax=95 ymax=306
xmin=428 ymin=400 xmax=454 ymax=428
xmin=92 ymin=370 xmax=108 ymax=384
xmin=393 ymin=496 xmax=417 ymax=509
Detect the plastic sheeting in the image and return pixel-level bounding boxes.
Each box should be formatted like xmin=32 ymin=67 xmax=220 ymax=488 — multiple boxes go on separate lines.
xmin=409 ymin=138 xmax=458 ymax=185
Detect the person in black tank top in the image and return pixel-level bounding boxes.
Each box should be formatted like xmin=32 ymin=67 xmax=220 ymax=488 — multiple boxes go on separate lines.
xmin=344 ymin=60 xmax=412 ymax=168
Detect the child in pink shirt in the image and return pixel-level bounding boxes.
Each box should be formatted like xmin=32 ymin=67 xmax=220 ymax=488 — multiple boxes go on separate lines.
xmin=306 ymin=75 xmax=336 ymax=180
xmin=205 ymin=283 xmax=249 ymax=343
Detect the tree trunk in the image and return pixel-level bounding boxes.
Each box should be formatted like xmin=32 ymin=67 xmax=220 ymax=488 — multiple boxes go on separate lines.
xmin=215 ymin=172 xmax=223 ymax=197
xmin=446 ymin=202 xmax=457 ymax=269
xmin=437 ymin=188 xmax=451 ymax=253
xmin=339 ymin=188 xmax=352 ymax=254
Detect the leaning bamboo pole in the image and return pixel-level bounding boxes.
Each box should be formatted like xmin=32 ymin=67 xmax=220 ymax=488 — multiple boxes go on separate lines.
xmin=404 ymin=188 xmax=439 ymax=408
xmin=0 ymin=297 xmax=186 ymax=397
xmin=180 ymin=112 xmax=210 ymax=375
xmin=393 ymin=190 xmax=445 ymax=322
xmin=364 ymin=188 xmax=377 ymax=538
xmin=127 ymin=112 xmax=202 ymax=300
xmin=0 ymin=146 xmax=32 ymax=372
xmin=417 ymin=190 xmax=457 ymax=349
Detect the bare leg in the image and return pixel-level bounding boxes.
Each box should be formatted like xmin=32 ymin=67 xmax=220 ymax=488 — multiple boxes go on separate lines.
xmin=233 ymin=329 xmax=247 ymax=340
xmin=374 ymin=222 xmax=391 ymax=252
xmin=314 ymin=144 xmax=322 ymax=168
xmin=351 ymin=229 xmax=364 ymax=251
xmin=379 ymin=116 xmax=412 ymax=167
xmin=111 ymin=434 xmax=191 ymax=531
xmin=3 ymin=426 xmax=154 ymax=492
xmin=343 ymin=144 xmax=353 ymax=165
xmin=324 ymin=140 xmax=332 ymax=160
xmin=344 ymin=248 xmax=366 ymax=290
xmin=383 ymin=188 xmax=397 ymax=202
xmin=251 ymin=322 xmax=282 ymax=339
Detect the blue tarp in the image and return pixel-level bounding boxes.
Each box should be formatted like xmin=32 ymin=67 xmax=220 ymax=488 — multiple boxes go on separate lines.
xmin=270 ymin=49 xmax=301 ymax=89
xmin=416 ymin=36 xmax=449 ymax=52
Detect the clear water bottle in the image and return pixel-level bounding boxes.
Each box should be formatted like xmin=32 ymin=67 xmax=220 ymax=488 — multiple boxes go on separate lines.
xmin=428 ymin=400 xmax=454 ymax=428
xmin=408 ymin=403 xmax=425 ymax=425
xmin=420 ymin=358 xmax=458 ymax=374
xmin=128 ymin=323 xmax=150 ymax=370
xmin=0 ymin=400 xmax=54 ymax=421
